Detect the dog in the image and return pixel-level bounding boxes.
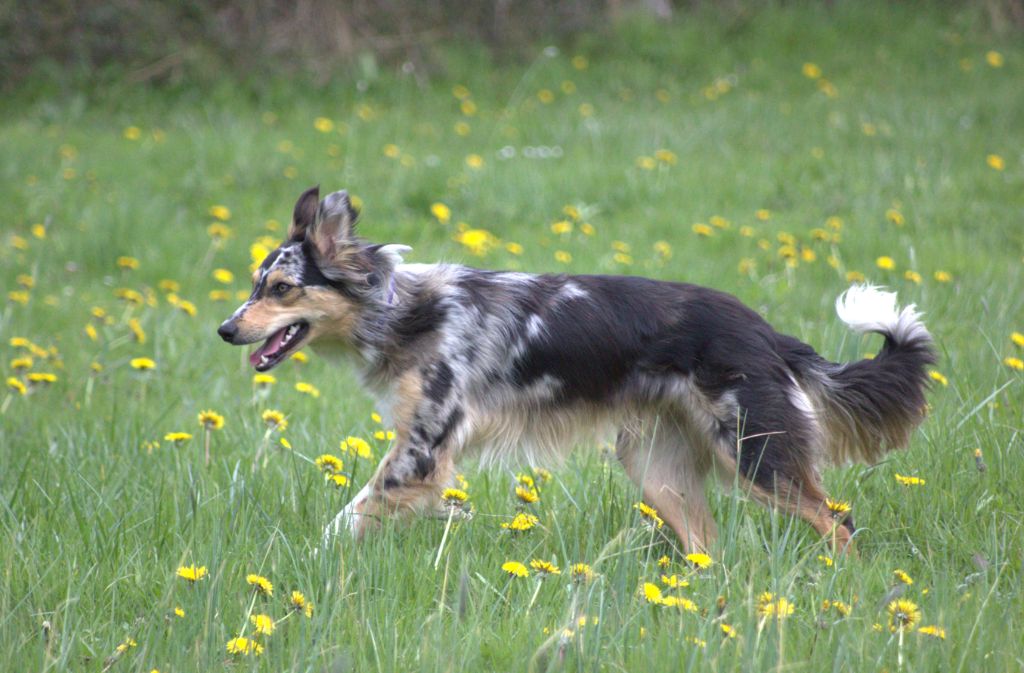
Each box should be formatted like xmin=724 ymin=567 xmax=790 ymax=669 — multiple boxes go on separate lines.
xmin=217 ymin=186 xmax=934 ymax=554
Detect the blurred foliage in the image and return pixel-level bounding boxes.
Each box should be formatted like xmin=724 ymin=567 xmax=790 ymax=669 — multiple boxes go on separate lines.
xmin=2 ymin=0 xmax=1022 ymax=94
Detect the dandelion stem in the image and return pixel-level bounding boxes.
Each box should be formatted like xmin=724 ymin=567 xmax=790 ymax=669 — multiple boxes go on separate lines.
xmin=204 ymin=427 xmax=211 ymax=467
xmin=434 ymin=508 xmax=455 ymax=570
xmin=525 ymin=578 xmax=543 ymax=615
xmin=897 ymin=625 xmax=905 ymax=670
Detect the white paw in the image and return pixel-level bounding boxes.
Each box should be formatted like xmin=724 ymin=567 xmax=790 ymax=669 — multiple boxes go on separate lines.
xmin=322 ymin=484 xmax=370 ymax=546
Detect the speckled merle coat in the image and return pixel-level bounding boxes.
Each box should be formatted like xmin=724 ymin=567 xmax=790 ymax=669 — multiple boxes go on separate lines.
xmin=218 ymin=186 xmax=935 ymax=554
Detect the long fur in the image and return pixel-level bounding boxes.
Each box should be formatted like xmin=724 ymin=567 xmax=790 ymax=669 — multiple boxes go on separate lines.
xmin=218 ymin=187 xmax=936 ymax=552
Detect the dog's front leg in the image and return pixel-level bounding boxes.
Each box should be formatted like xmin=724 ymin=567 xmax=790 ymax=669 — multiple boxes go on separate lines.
xmin=322 ymin=366 xmax=466 ymax=545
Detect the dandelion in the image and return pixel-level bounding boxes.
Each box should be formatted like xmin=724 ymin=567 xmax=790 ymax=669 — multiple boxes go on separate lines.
xmin=642 ymin=582 xmax=664 ymax=605
xmin=551 ymin=220 xmax=573 ymax=235
xmin=986 ymin=154 xmax=1005 ymax=171
xmin=530 ymin=559 xmax=561 ymax=576
xmin=918 ymin=625 xmax=946 ymax=639
xmin=314 ymin=117 xmax=335 ymax=133
xmin=635 ymin=156 xmax=656 ymax=170
xmin=261 ymin=409 xmax=287 ymax=431
xmin=1004 ymin=356 xmax=1024 ymax=371
xmin=822 ymin=599 xmax=852 ymax=617
xmin=247 ymin=573 xmax=274 ymax=597
xmin=164 ymin=432 xmax=192 ymax=443
xmin=846 ymin=270 xmax=866 ymax=283
xmin=128 ymin=317 xmax=146 ymax=343
xmin=115 ymin=637 xmax=137 ymax=653
xmin=515 ymin=485 xmax=539 ymax=504
xmin=1011 ymin=331 xmax=1024 ymax=348
xmin=442 ymin=488 xmax=469 ymax=508
xmin=757 ymin=592 xmax=795 ymax=620
xmin=876 ymin=256 xmax=896 ymax=270
xmin=685 ymin=636 xmax=706 ymax=648
xmin=253 ymin=373 xmax=276 ymax=387
xmin=985 ymin=50 xmax=1004 ymax=67
xmin=290 ymin=590 xmax=315 ymax=617
xmin=893 ymin=569 xmax=913 ymax=585
xmin=818 ymin=554 xmax=834 ymax=567
xmin=894 ymin=473 xmax=926 ymax=486
xmin=885 ymin=209 xmax=905 ymax=226
xmin=198 ymin=410 xmax=224 ymax=430
xmin=661 ymin=574 xmax=690 ymax=588
xmin=802 ymin=62 xmax=822 ymax=79
xmin=176 ymin=565 xmax=207 ymax=582
xmin=10 ymin=356 xmax=32 ymax=370
xmin=345 ymin=436 xmax=373 ymax=458
xmin=720 ymin=623 xmax=737 ymax=638
xmin=130 ymin=357 xmax=156 ymax=370
xmin=174 ymin=607 xmax=185 ymax=618
xmin=455 ymin=229 xmax=500 ymax=256
xmin=226 ymin=636 xmax=263 ymax=656
xmin=685 ymin=552 xmax=712 ymax=569
xmin=501 ymin=512 xmax=539 ymax=532
xmin=691 ymin=223 xmax=713 ymax=237
xmin=27 ymin=372 xmax=58 ymax=384
xmin=572 ymin=55 xmax=589 ymax=70
xmin=502 ymin=561 xmax=529 ymax=578
xmin=315 ymin=454 xmax=344 ymax=475
xmin=934 ymin=270 xmax=952 ymax=282
xmin=212 ymin=268 xmax=234 ymax=284
xmin=117 ymin=256 xmax=140 ymax=270
xmin=295 ymin=381 xmax=321 ymax=397
xmin=6 ymin=377 xmax=27 ymax=395
xmin=250 ymin=613 xmax=275 ymax=636
xmin=928 ymin=370 xmax=948 ymax=386
xmin=755 ymin=209 xmax=771 ymax=221
xmin=570 ymin=563 xmax=595 ymax=583
xmin=887 ymin=598 xmax=921 ymax=632
xmin=904 ymin=270 xmax=922 ymax=284
xmin=655 ymin=149 xmax=678 ymax=165
xmin=209 ymin=205 xmax=231 ymax=221
xmin=657 ymin=555 xmax=671 ymax=568
xmin=465 ymin=154 xmax=484 ymax=169
xmin=207 ymin=222 xmax=231 ymax=240
xmin=634 ymin=501 xmax=664 ymax=529
xmin=505 ymin=242 xmax=524 ymax=255
xmin=653 ymin=241 xmax=672 ymax=259
xmin=552 ymin=250 xmax=573 ymax=264
xmin=826 ymin=498 xmax=851 ymax=517
xmin=291 ymin=351 xmax=308 ymax=363
xmin=328 ymin=474 xmax=348 ymax=487
xmin=431 ymin=202 xmax=451 ymax=223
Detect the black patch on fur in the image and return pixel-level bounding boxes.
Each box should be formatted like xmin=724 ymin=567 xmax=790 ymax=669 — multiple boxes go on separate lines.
xmin=297 ymin=239 xmax=361 ymax=299
xmin=393 ymin=296 xmax=446 ymax=346
xmin=381 ymin=476 xmax=401 ymax=490
xmin=424 ymin=362 xmax=454 ymax=403
xmin=432 ymin=408 xmax=463 ymax=451
xmin=410 ymin=449 xmax=435 ymax=480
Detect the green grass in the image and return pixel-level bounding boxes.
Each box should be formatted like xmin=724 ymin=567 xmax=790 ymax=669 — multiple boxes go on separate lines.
xmin=2 ymin=2 xmax=1023 ymax=671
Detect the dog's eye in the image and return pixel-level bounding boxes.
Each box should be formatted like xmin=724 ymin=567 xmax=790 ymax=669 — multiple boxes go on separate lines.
xmin=273 ymin=282 xmax=292 ymax=296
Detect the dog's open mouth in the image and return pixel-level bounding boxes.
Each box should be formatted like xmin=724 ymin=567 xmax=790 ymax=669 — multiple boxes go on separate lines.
xmin=250 ymin=321 xmax=309 ymax=371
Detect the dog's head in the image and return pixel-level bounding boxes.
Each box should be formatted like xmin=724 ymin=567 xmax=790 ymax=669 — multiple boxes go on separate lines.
xmin=217 ymin=186 xmax=407 ymax=371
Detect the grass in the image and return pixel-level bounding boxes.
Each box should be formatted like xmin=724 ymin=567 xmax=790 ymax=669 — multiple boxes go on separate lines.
xmin=2 ymin=2 xmax=1023 ymax=671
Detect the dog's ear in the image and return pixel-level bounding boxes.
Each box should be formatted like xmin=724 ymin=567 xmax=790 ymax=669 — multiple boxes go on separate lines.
xmin=288 ymin=185 xmax=320 ymax=241
xmin=309 ymin=189 xmax=359 ymax=259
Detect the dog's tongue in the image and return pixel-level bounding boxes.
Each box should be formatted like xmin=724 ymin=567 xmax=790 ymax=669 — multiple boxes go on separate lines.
xmin=249 ymin=326 xmax=289 ymax=366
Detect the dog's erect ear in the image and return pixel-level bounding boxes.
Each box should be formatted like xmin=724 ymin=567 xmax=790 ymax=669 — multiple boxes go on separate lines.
xmin=309 ymin=189 xmax=359 ymax=259
xmin=288 ymin=185 xmax=320 ymax=241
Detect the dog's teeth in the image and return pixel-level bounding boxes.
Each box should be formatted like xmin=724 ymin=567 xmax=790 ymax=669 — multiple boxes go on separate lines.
xmin=260 ymin=355 xmax=269 ymax=365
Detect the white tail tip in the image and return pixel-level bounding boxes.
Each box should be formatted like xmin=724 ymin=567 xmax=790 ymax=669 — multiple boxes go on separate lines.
xmin=835 ymin=284 xmax=929 ymax=345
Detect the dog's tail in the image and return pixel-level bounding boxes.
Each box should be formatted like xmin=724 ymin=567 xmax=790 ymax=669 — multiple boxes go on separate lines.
xmin=813 ymin=285 xmax=935 ymax=465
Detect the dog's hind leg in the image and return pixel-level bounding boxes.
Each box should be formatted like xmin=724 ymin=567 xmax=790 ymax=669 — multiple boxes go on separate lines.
xmin=616 ymin=414 xmax=716 ymax=553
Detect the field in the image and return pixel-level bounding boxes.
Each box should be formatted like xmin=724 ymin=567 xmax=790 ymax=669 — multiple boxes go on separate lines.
xmin=2 ymin=3 xmax=1023 ymax=671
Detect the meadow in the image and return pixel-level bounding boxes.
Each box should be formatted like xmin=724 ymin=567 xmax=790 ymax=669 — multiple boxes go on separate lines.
xmin=2 ymin=3 xmax=1023 ymax=671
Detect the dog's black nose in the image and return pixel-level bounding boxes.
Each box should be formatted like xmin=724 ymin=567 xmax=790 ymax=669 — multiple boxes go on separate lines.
xmin=217 ymin=321 xmax=238 ymax=343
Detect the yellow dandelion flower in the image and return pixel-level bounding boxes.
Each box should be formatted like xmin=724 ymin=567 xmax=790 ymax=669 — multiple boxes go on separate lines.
xmin=572 ymin=55 xmax=589 ymax=70
xmin=314 ymin=454 xmax=343 ymax=474
xmin=635 ymin=156 xmax=656 ymax=170
xmin=27 ymin=372 xmax=57 ymax=383
xmin=986 ymin=154 xmax=1005 ymax=171
xmin=327 ymin=474 xmax=348 ymax=487
xmin=261 ymin=409 xmax=287 ymax=431
xmin=818 ymin=554 xmax=834 ymax=567
xmin=664 ymin=596 xmax=698 ymax=611
xmin=174 ymin=606 xmax=185 ymax=618
xmin=442 ymin=488 xmax=469 ymax=507
xmin=895 ymin=473 xmax=926 ymax=486
xmin=253 ymin=373 xmax=276 ymax=386
xmin=904 ymin=270 xmax=922 ymax=284
xmin=207 ymin=223 xmax=231 ymax=240
xmin=691 ymin=223 xmax=713 ymax=237
xmin=685 ymin=552 xmax=712 ymax=569
xmin=642 ymin=582 xmax=664 ymax=604
xmin=1004 ymin=356 xmax=1024 ymax=371
xmin=933 ymin=270 xmax=952 ymax=283
xmin=176 ymin=565 xmax=207 ymax=582
xmin=295 ymin=381 xmax=321 ymax=397
xmin=721 ymin=623 xmax=737 ymax=638
xmin=208 ymin=205 xmax=231 ymax=221
xmin=530 ymin=559 xmax=561 ymax=576
xmin=685 ymin=636 xmax=706 ymax=648
xmin=345 ymin=436 xmax=373 ymax=458
xmin=757 ymin=592 xmax=795 ymax=619
xmin=579 ymin=222 xmax=595 ymax=236
xmin=886 ymin=208 xmax=905 ymax=226
xmin=505 ymin=242 xmax=524 ymax=255
xmin=653 ymin=241 xmax=673 ymax=258
xmin=654 ymin=149 xmax=678 ymax=165
xmin=709 ymin=215 xmax=729 ymax=229
xmin=876 ymin=256 xmax=895 ymax=270
xmin=501 ymin=512 xmax=539 ymax=532
xmin=755 ymin=209 xmax=771 ymax=221
xmin=212 ymin=268 xmax=234 ymax=284
xmin=893 ymin=569 xmax=913 ymax=585
xmin=128 ymin=317 xmax=146 ymax=343
xmin=226 ymin=636 xmax=263 ymax=656
xmin=198 ymin=410 xmax=225 ymax=430
xmin=570 ymin=563 xmax=595 ymax=583
xmin=537 ymin=89 xmax=554 ymax=104
xmin=826 ymin=498 xmax=851 ymax=517
xmin=1011 ymin=331 xmax=1024 ymax=348
xmin=465 ymin=154 xmax=484 ymax=169
xmin=455 ymin=229 xmax=500 ymax=256
xmin=115 ymin=637 xmax=137 ymax=653
xmin=130 ymin=357 xmax=156 ymax=370
xmin=164 ymin=432 xmax=192 ymax=443
xmin=846 ymin=270 xmax=866 ymax=283
xmin=634 ymin=502 xmax=664 ymax=529
xmin=657 ymin=555 xmax=671 ymax=568
xmin=551 ymin=220 xmax=573 ymax=235
xmin=516 ymin=485 xmax=539 ymax=503
xmin=7 ymin=377 xmax=27 ymax=395
xmin=123 ymin=125 xmax=142 ymax=140
xmin=554 ymin=250 xmax=572 ymax=264
xmin=291 ymin=351 xmax=308 ymax=363
xmin=985 ymin=50 xmax=1004 ymax=67
xmin=454 ymin=120 xmax=471 ymax=136
xmin=928 ymin=370 xmax=948 ymax=387
xmin=117 ymin=256 xmax=140 ymax=270
xmin=918 ymin=625 xmax=946 ymax=639
xmin=887 ymin=598 xmax=921 ymax=632
xmin=802 ymin=62 xmax=822 ymax=79
xmin=247 ymin=573 xmax=273 ymax=597
xmin=314 ymin=116 xmax=335 ymax=133
xmin=10 ymin=356 xmax=32 ymax=370
xmin=502 ymin=561 xmax=529 ymax=578
xmin=430 ymin=202 xmax=451 ymax=223
xmin=661 ymin=574 xmax=690 ymax=588
xmin=250 ymin=613 xmax=275 ymax=636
